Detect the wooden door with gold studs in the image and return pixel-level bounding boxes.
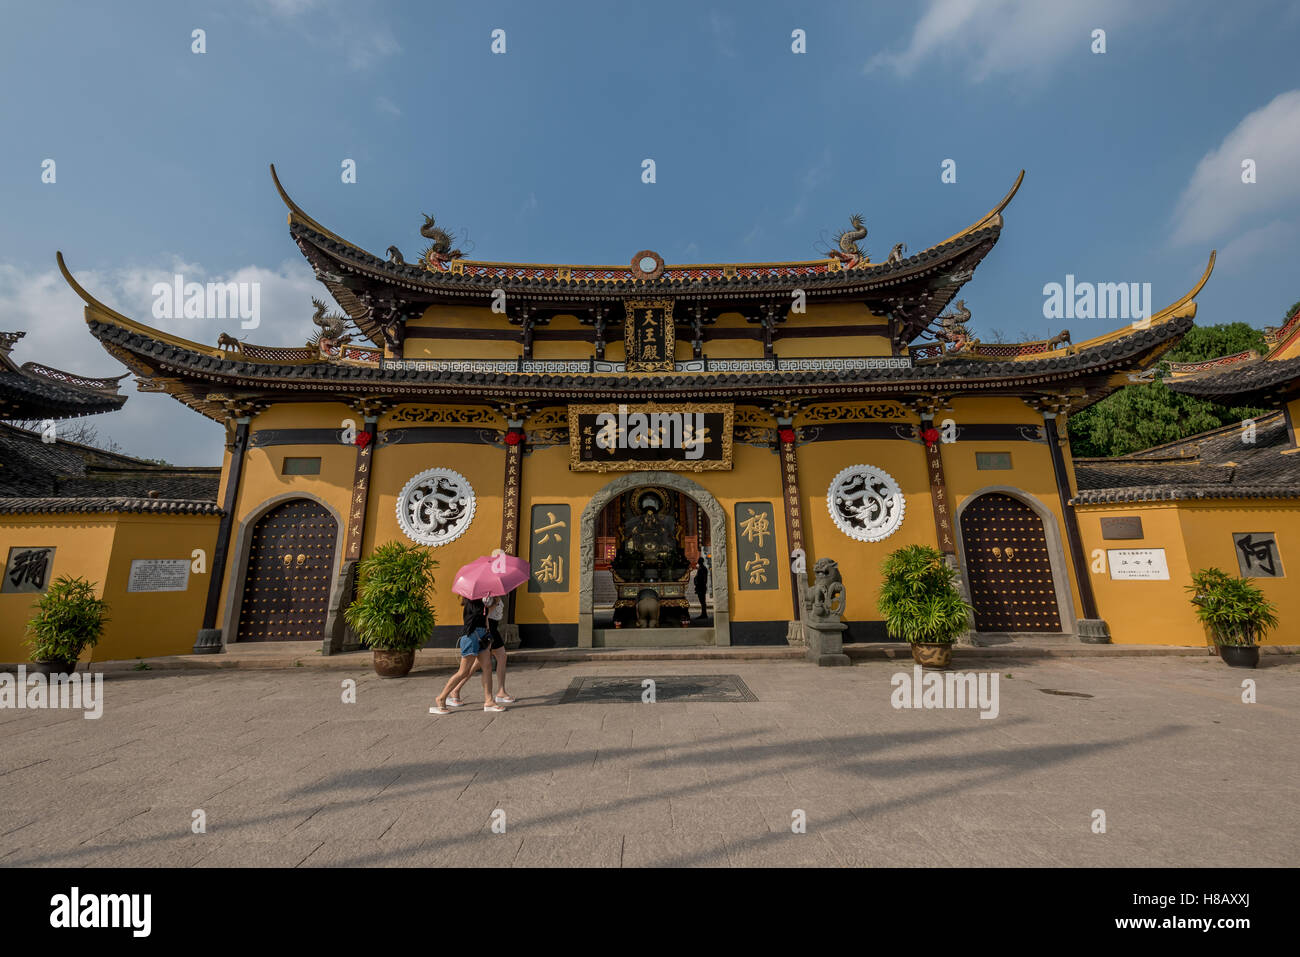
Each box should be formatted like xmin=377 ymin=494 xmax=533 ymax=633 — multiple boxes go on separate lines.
xmin=237 ymin=500 xmax=338 ymax=641
xmin=959 ymin=493 xmax=1061 ymax=633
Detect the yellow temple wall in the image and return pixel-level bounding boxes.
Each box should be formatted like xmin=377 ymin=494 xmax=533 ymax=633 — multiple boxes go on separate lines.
xmin=795 ymin=435 xmax=936 ymax=628
xmin=217 ymin=402 xmax=362 ymax=630
xmin=0 ymin=513 xmax=216 ymax=664
xmin=1076 ymin=500 xmax=1300 ymax=645
xmin=363 ymin=429 xmax=507 ymax=627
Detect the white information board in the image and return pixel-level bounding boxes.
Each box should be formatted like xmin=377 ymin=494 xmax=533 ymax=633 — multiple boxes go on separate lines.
xmin=1107 ymin=548 xmax=1170 ymax=580
xmin=127 ymin=559 xmax=191 ymax=593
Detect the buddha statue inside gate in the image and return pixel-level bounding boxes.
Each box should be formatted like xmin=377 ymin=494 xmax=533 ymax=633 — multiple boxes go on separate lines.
xmin=612 ymin=490 xmax=688 ymax=582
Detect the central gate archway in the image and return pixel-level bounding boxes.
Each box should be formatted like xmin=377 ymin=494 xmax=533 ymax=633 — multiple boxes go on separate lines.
xmin=579 ymin=471 xmax=729 ymax=646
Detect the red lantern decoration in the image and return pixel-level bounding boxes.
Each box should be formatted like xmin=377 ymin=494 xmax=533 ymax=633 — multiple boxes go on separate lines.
xmin=778 ymin=428 xmax=796 ymax=444
xmin=355 ymin=430 xmax=373 ymax=449
xmin=921 ymin=427 xmax=940 ymax=448
xmin=504 ymin=430 xmax=523 ymax=446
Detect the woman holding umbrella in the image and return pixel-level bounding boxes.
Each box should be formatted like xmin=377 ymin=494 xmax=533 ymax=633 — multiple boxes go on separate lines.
xmin=446 ymin=592 xmax=512 ymax=706
xmin=430 ymin=551 xmax=530 ymax=715
xmin=430 ymin=595 xmax=499 ymax=714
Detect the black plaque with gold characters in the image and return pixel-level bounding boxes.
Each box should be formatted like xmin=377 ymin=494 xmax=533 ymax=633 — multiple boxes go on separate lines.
xmin=735 ymin=503 xmax=778 ymax=590
xmin=568 ymin=402 xmax=733 ymax=471
xmin=528 ymin=505 xmax=571 ymax=592
xmin=624 ymin=298 xmax=675 ymax=372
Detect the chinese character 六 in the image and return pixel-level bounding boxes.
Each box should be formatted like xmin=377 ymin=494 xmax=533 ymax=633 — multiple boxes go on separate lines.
xmin=535 ymin=511 xmax=566 ymax=544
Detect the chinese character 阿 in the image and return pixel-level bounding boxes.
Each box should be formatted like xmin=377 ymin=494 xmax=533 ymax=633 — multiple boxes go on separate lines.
xmin=745 ymin=552 xmax=769 ymax=586
xmin=739 ymin=508 xmax=771 ymax=548
xmin=8 ymin=549 xmax=51 ymax=590
xmin=536 ymin=554 xmax=564 ymax=585
xmin=1237 ymin=534 xmax=1277 ymax=576
xmin=535 ymin=511 xmax=566 ymax=545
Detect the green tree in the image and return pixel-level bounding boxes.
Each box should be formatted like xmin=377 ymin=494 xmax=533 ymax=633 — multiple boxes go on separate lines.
xmin=1067 ymin=322 xmax=1271 ymax=458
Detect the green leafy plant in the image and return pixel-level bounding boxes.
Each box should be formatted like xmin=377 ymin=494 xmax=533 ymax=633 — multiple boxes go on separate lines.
xmin=25 ymin=576 xmax=110 ymax=662
xmin=344 ymin=542 xmax=438 ymax=651
xmin=1185 ymin=567 xmax=1279 ymax=646
xmin=877 ymin=545 xmax=971 ymax=644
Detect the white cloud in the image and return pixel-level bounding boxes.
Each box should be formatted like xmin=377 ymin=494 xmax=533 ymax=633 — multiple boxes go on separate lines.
xmin=246 ymin=0 xmax=400 ymax=72
xmin=1170 ymin=90 xmax=1300 ymax=246
xmin=375 ymin=95 xmax=401 ymax=117
xmin=868 ymin=0 xmax=1144 ymax=81
xmin=0 ymin=258 xmax=322 ymax=465
xmin=1213 ymin=220 xmax=1297 ymax=275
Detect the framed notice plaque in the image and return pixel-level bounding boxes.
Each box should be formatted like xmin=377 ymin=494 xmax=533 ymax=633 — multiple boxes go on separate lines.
xmin=1107 ymin=548 xmax=1169 ymax=580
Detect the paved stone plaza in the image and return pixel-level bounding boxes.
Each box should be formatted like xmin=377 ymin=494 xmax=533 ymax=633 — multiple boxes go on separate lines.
xmin=2 ymin=656 xmax=1297 ymax=868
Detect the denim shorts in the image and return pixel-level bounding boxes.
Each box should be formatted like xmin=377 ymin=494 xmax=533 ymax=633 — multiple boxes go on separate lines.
xmin=458 ymin=626 xmax=489 ymax=657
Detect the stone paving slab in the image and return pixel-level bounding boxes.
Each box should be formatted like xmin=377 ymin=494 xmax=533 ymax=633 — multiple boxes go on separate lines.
xmin=0 ymin=656 xmax=1297 ymax=867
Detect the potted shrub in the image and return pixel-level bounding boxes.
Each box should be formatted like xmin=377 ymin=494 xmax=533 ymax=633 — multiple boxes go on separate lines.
xmin=878 ymin=544 xmax=971 ymax=669
xmin=25 ymin=576 xmax=111 ymax=677
xmin=344 ymin=542 xmax=438 ymax=677
xmin=1185 ymin=567 xmax=1278 ymax=668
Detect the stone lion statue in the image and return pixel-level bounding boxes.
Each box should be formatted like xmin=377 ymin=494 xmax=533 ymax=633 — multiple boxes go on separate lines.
xmin=803 ymin=557 xmax=846 ymax=624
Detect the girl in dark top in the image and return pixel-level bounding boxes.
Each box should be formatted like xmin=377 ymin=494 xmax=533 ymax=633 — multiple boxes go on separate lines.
xmin=446 ymin=593 xmax=512 ymax=706
xmin=430 ymin=596 xmax=503 ymax=714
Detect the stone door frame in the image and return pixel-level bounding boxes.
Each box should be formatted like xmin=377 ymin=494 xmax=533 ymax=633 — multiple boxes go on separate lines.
xmin=953 ymin=485 xmax=1077 ymax=640
xmin=578 ymin=471 xmax=730 ymax=646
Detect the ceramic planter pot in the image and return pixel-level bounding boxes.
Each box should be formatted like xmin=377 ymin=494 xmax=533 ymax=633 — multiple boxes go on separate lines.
xmin=372 ymin=648 xmax=415 ymax=678
xmin=910 ymin=641 xmax=954 ymax=669
xmin=31 ymin=658 xmax=79 ymax=677
xmin=1218 ymin=645 xmax=1259 ymax=668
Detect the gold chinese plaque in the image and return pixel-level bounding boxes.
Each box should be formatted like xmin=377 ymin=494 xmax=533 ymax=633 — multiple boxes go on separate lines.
xmin=568 ymin=402 xmax=733 ymax=472
xmin=624 ymin=298 xmax=675 ymax=372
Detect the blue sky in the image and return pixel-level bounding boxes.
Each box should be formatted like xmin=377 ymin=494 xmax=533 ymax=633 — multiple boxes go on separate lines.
xmin=3 ymin=0 xmax=1299 ymax=464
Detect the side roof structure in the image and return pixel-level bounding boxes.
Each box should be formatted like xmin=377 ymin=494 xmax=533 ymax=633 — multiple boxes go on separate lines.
xmin=0 ymin=331 xmax=127 ymax=420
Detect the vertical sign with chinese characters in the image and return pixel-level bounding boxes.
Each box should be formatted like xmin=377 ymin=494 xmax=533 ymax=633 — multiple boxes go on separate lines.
xmin=624 ymin=298 xmax=675 ymax=372
xmin=2 ymin=546 xmax=55 ymax=594
xmin=922 ymin=424 xmax=955 ymax=556
xmin=528 ymin=505 xmax=569 ymax=592
xmin=777 ymin=429 xmax=804 ymax=616
xmin=345 ymin=422 xmax=376 ymax=561
xmin=735 ymin=502 xmax=778 ymax=590
xmin=501 ymin=431 xmax=524 ymax=557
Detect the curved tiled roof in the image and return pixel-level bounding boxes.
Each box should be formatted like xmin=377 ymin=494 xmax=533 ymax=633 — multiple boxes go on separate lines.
xmin=0 ymin=497 xmax=222 ymax=515
xmin=1072 ymin=411 xmax=1300 ymax=504
xmin=82 ymin=312 xmax=1193 ymax=420
xmin=0 ymin=331 xmax=127 ymax=419
xmin=1166 ymin=355 xmax=1300 ymax=401
xmin=276 ymin=164 xmax=1023 ymax=346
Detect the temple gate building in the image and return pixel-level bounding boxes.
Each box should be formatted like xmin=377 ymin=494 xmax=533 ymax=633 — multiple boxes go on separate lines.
xmin=1 ymin=167 xmax=1295 ymax=661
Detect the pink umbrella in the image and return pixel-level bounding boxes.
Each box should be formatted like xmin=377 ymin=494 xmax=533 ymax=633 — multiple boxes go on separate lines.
xmin=452 ymin=553 xmax=531 ymax=600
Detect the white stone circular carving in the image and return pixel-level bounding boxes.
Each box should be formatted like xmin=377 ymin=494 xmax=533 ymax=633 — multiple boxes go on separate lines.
xmin=826 ymin=464 xmax=906 ymax=542
xmin=395 ymin=468 xmax=476 ymax=546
